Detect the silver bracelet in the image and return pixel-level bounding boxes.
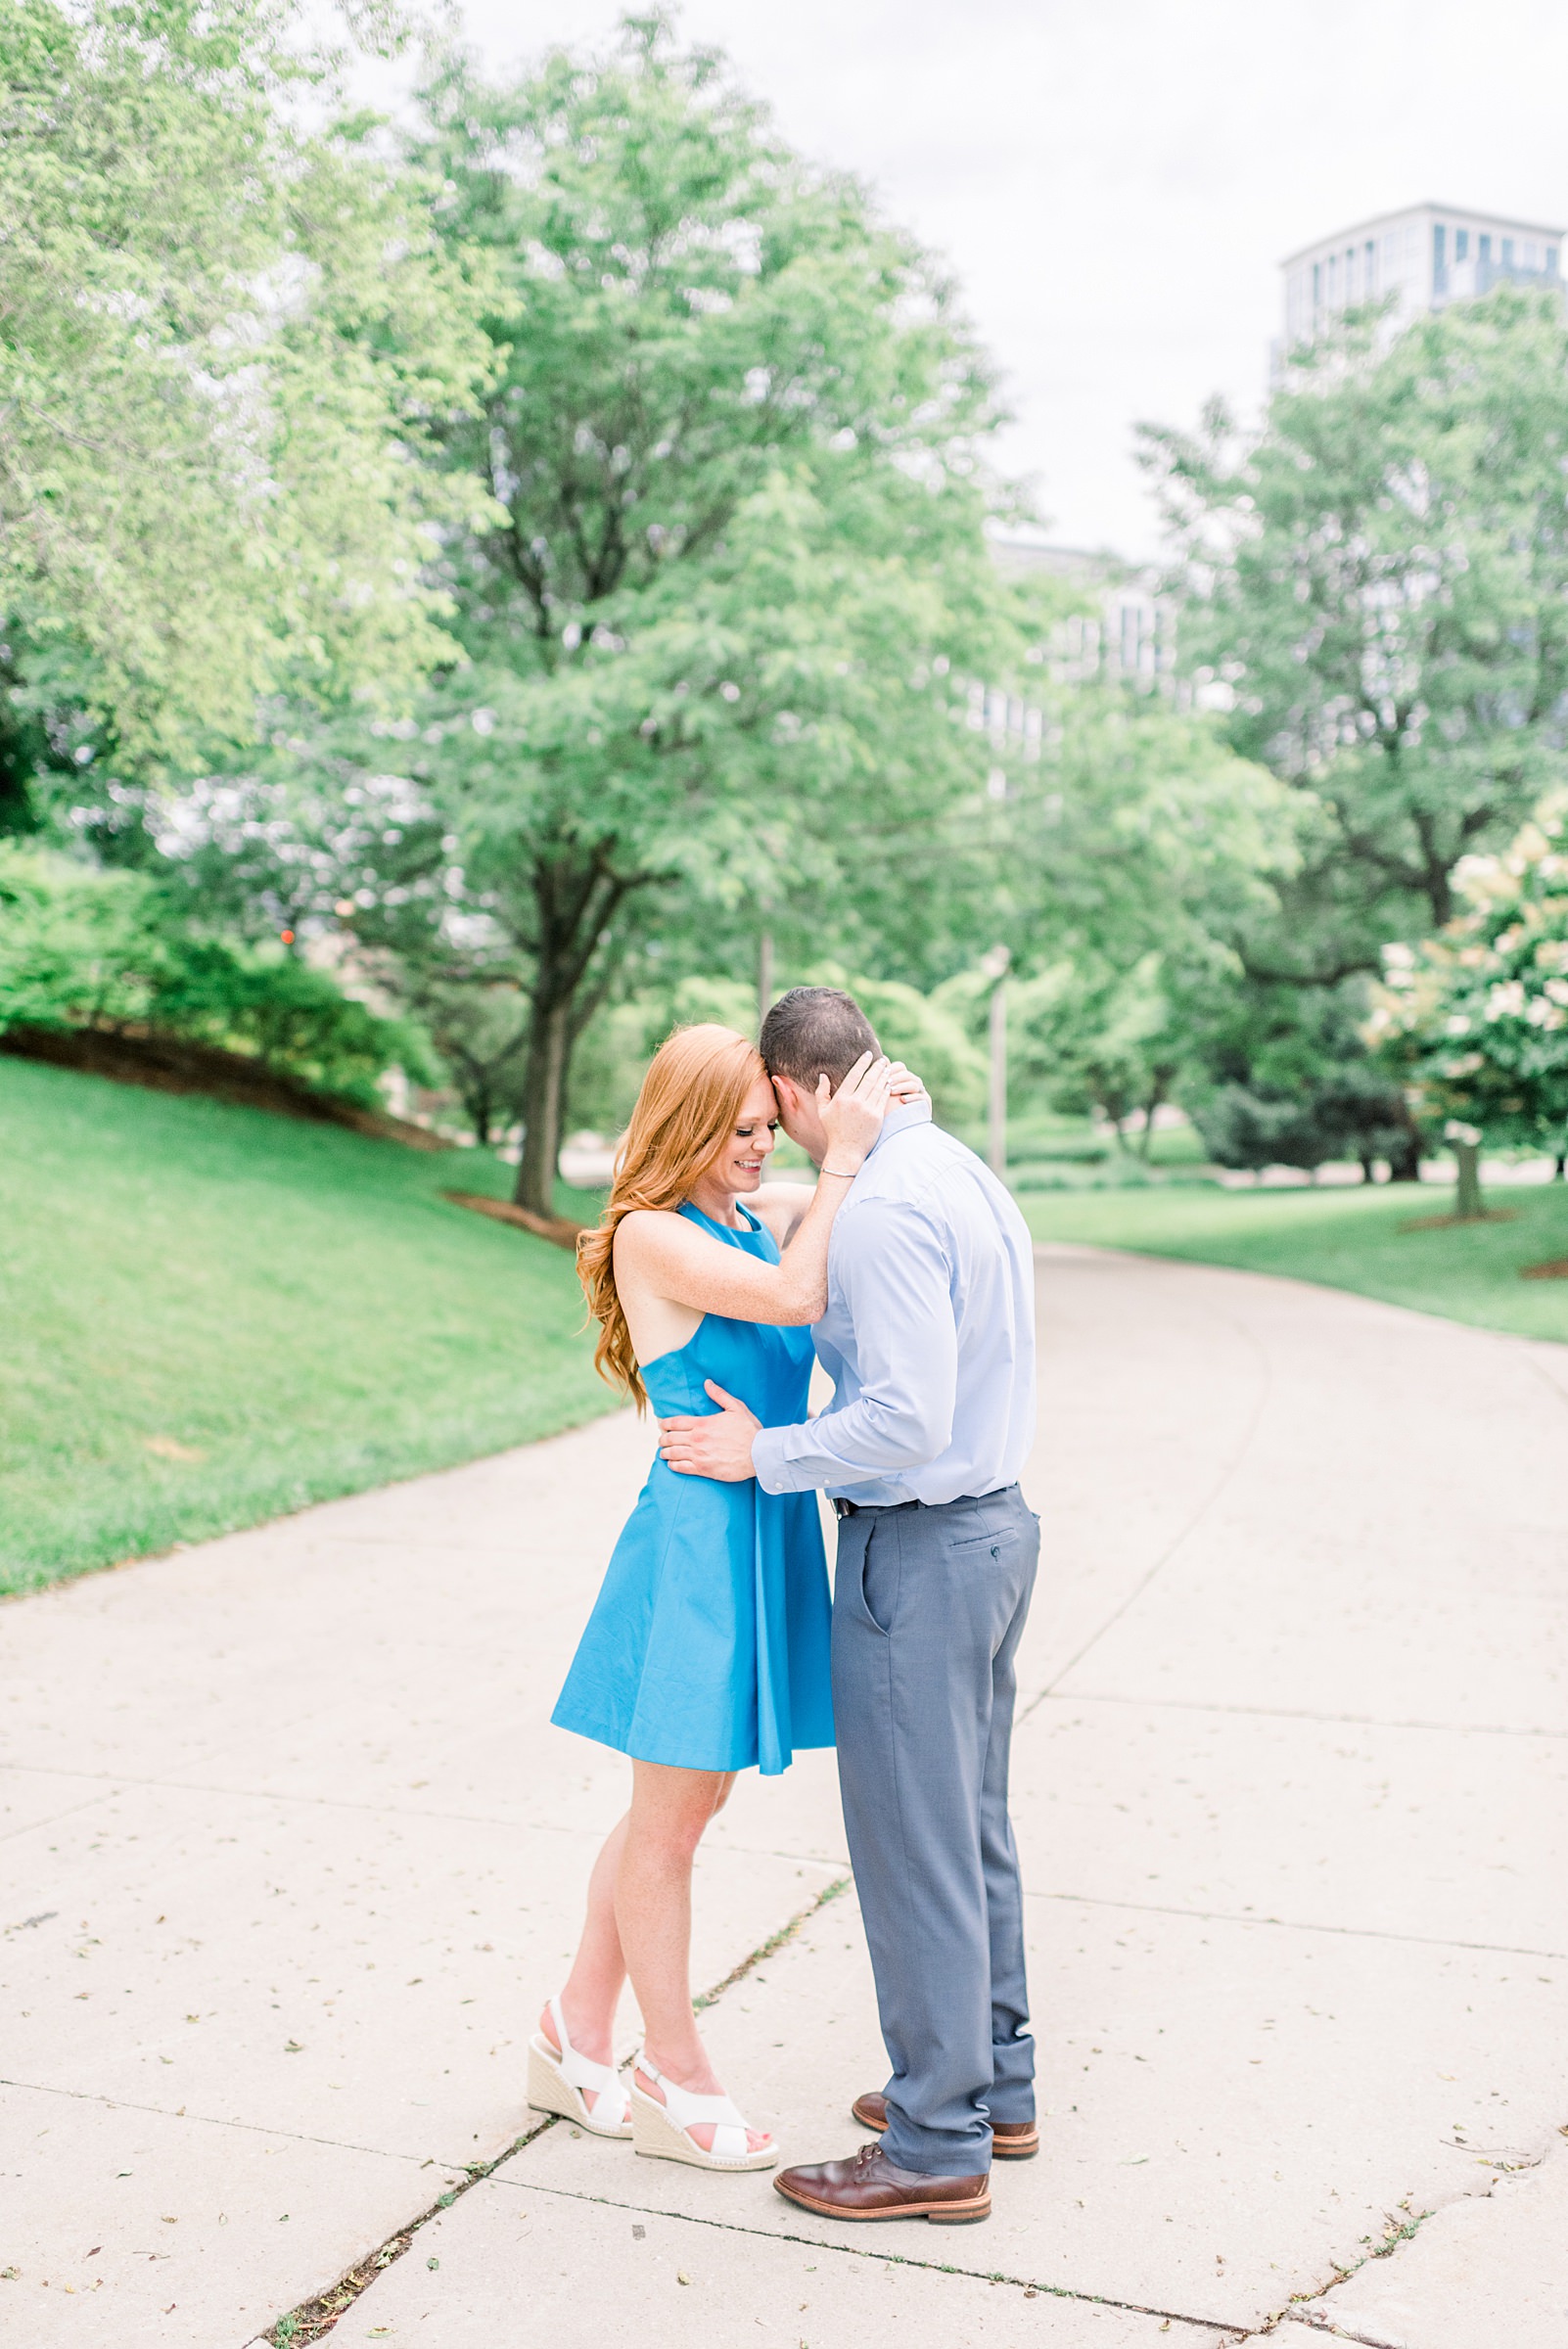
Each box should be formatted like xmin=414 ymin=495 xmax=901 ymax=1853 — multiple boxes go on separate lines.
xmin=819 ymin=1165 xmax=859 ymax=1179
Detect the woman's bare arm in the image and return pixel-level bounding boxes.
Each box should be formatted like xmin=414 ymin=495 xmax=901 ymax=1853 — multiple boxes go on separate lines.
xmin=615 ymin=1055 xmax=892 ymax=1332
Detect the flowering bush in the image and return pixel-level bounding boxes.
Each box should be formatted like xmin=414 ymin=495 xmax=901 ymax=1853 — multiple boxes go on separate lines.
xmin=1370 ymin=793 xmax=1568 ymax=1156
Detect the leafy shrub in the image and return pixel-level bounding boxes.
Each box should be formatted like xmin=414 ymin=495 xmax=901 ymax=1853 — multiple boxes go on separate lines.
xmin=0 ymin=846 xmax=426 ymax=1107
xmin=147 ymin=941 xmax=434 ymax=1108
xmin=1192 ymin=1067 xmax=1413 ymax=1175
xmin=0 ymin=847 xmax=161 ymax=1030
xmin=1008 ymin=1156 xmax=1198 ymax=1193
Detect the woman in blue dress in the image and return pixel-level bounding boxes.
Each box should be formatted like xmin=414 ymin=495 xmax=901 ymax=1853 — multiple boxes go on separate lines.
xmin=530 ymin=1023 xmax=897 ymax=2174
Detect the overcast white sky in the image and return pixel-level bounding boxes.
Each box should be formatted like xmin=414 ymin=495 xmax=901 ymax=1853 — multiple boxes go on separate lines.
xmin=439 ymin=0 xmax=1568 ymax=558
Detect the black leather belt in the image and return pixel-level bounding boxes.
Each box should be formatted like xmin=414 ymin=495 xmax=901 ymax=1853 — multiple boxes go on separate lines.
xmin=833 ymin=1489 xmax=1010 ymax=1519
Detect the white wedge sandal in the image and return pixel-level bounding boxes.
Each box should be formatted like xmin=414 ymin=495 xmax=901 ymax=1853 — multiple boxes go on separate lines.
xmin=527 ymin=1997 xmax=632 ymax=2140
xmin=630 ymin=2059 xmax=778 ymax=2172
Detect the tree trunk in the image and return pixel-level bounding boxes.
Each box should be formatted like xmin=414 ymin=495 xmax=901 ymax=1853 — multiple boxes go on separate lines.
xmin=1387 ymin=1120 xmax=1423 ymax=1182
xmin=1554 ymin=1151 xmax=1566 ymax=1181
xmin=1359 ymin=1153 xmax=1375 ymax=1184
xmin=517 ymin=992 xmax=574 ymax=1216
xmin=511 ymin=850 xmax=644 ymax=1216
xmin=1453 ymin=1138 xmax=1485 ymax=1221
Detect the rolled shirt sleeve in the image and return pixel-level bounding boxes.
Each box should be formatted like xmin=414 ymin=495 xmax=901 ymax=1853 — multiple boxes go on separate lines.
xmin=751 ymin=1197 xmax=957 ymax=1496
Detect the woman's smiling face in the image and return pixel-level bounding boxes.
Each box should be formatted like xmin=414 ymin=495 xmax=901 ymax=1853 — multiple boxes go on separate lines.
xmin=708 ymin=1076 xmax=780 ymax=1193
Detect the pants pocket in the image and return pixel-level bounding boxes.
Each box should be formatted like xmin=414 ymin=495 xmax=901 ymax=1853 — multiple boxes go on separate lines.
xmin=857 ymin=1518 xmax=899 ymax=1636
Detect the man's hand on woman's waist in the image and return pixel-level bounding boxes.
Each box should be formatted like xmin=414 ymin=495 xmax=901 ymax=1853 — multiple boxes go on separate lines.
xmin=659 ymin=1380 xmax=762 ymax=1483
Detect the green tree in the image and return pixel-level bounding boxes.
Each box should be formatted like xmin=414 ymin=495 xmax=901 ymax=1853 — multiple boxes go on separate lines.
xmin=398 ymin=15 xmax=1015 ymax=1211
xmin=0 ymin=0 xmax=492 ymax=796
xmin=978 ymin=680 xmax=1298 ymax=1143
xmin=1141 ymin=287 xmax=1568 ymax=1170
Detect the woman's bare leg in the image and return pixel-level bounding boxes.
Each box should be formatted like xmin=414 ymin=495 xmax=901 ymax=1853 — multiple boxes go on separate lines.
xmin=538 ymin=1811 xmax=630 ymax=2108
xmin=618 ymin=1761 xmax=768 ymax=2153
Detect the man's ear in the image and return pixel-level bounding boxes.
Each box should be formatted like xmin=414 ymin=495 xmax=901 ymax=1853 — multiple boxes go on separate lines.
xmin=770 ymin=1072 xmax=804 ymax=1119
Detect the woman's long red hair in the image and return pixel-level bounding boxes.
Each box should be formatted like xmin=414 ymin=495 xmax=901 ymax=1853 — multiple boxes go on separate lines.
xmin=577 ymin=1024 xmax=767 ymax=1410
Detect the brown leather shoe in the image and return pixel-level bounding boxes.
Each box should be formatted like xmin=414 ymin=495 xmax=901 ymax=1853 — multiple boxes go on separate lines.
xmin=852 ymin=2091 xmax=1039 ymax=2160
xmin=773 ymin=2141 xmax=990 ymax=2224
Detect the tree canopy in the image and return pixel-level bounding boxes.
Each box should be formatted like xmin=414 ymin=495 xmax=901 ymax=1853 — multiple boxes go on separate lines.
xmin=7 ymin=2 xmax=1305 ymax=1181
xmin=1138 ymin=288 xmax=1568 ymax=1170
xmin=366 ymin=14 xmax=1025 ymax=1206
xmin=0 ymin=0 xmax=492 ymax=792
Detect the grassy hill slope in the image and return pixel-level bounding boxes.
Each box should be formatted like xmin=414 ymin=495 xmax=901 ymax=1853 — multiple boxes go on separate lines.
xmin=0 ymin=1059 xmax=619 ymax=1595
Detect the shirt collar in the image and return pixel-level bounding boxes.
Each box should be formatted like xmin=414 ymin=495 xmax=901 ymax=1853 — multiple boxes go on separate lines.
xmin=865 ymin=1096 xmax=933 ymax=1158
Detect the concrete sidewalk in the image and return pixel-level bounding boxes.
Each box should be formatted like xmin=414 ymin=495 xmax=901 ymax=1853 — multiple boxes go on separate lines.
xmin=3 ymin=1248 xmax=1565 ymax=2346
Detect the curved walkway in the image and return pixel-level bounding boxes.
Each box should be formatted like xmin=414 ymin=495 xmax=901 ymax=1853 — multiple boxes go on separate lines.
xmin=2 ymin=1249 xmax=1565 ymax=2346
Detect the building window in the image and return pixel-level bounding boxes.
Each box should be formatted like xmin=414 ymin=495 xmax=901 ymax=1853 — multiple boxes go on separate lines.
xmin=1455 ymin=228 xmax=1469 ymax=260
xmin=1433 ymin=222 xmax=1447 ymax=291
xmin=1479 ymin=234 xmax=1492 ymax=263
xmin=1313 ymin=260 xmax=1321 ymax=309
xmin=1549 ymin=248 xmax=1560 ymax=276
xmin=1502 ymin=237 xmax=1515 ymax=266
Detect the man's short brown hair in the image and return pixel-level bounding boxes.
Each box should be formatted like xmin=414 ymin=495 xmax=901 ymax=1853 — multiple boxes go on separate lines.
xmin=760 ymin=986 xmax=880 ymax=1089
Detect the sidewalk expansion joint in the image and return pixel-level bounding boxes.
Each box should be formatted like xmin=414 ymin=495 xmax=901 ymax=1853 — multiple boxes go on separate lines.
xmin=1038 ymin=1689 xmax=1568 ymax=1742
xmin=1264 ymin=2197 xmax=1434 ymax=2331
xmin=0 ymin=2074 xmax=470 ymax=2172
xmin=693 ymin=1872 xmax=850 ymax=2009
xmin=492 ymin=2173 xmax=1249 ymax=2340
xmin=1279 ymin=2318 xmax=1410 ymax=2347
xmin=1021 ymin=1885 xmax=1568 ymax=1962
xmin=0 ymin=1759 xmax=630 ymax=1836
xmin=0 ymin=1790 xmax=133 ymax=1849
xmin=258 ymin=1871 xmax=853 ymax=2343
xmin=0 ymin=1760 xmax=857 ymax=1858
xmin=1254 ymin=2114 xmax=1567 ymax=2343
xmin=1023 ymin=1313 xmax=1273 ymax=1710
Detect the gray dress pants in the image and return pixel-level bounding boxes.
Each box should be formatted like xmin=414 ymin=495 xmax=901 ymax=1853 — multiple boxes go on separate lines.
xmin=831 ymin=1484 xmax=1039 ymax=2175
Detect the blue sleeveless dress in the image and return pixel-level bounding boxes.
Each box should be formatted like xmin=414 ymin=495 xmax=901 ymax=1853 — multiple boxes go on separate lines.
xmin=551 ymin=1202 xmax=834 ymax=1776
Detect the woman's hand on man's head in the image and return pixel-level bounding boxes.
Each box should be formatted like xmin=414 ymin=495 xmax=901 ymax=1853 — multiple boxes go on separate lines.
xmin=816 ymin=1051 xmax=894 ymax=1170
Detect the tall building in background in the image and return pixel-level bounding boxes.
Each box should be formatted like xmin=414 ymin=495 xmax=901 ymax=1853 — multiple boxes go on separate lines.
xmin=1281 ymin=203 xmax=1563 ymax=351
xmin=989 ymin=531 xmax=1172 ymax=692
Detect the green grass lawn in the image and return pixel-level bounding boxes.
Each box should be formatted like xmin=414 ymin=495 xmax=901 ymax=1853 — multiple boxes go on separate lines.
xmin=1020 ymin=1176 xmax=1568 ymax=1344
xmin=0 ymin=1058 xmax=620 ymax=1596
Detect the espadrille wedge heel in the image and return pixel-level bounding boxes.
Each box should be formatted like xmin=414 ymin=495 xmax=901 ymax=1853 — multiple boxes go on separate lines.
xmin=630 ymin=2060 xmax=777 ymax=2171
xmin=527 ymin=1996 xmax=632 ymax=2140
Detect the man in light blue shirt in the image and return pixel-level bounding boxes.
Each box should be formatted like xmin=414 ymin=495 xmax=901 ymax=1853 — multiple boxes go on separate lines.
xmin=749 ymin=1092 xmax=1036 ymax=1508
xmin=660 ymin=986 xmax=1040 ymax=2225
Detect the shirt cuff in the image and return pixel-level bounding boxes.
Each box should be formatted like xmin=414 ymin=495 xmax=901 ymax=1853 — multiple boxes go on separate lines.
xmin=751 ymin=1423 xmax=810 ymax=1495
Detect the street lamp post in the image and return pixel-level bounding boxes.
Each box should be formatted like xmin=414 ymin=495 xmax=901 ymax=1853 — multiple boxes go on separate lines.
xmin=982 ymin=944 xmax=1010 ymax=1179
xmin=757 ymin=929 xmax=774 ymax=1036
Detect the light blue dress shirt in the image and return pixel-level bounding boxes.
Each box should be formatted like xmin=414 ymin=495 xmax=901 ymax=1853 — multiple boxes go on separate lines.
xmin=750 ymin=1101 xmax=1037 ymax=1506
